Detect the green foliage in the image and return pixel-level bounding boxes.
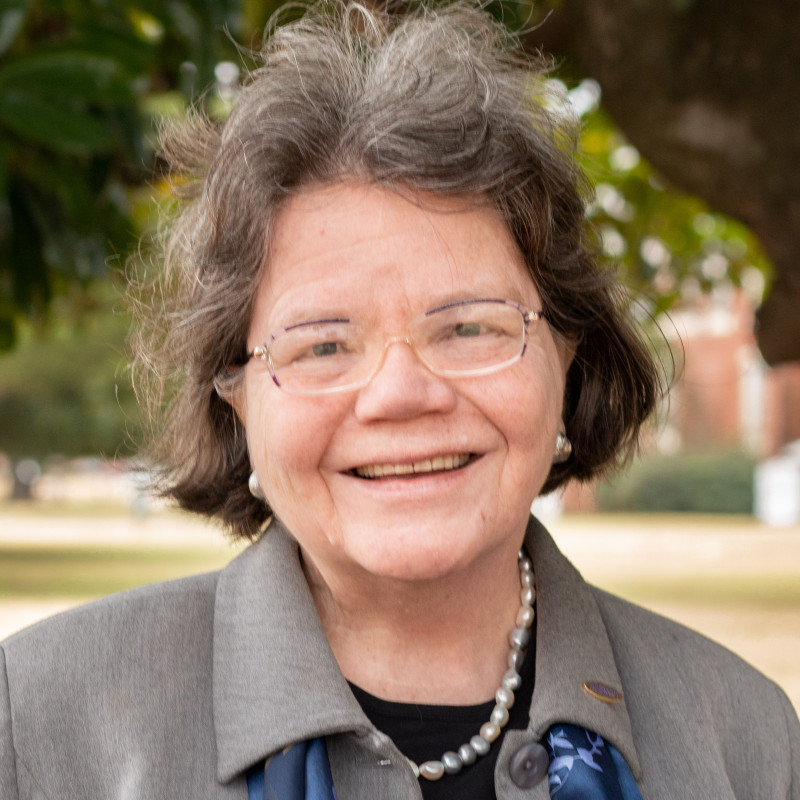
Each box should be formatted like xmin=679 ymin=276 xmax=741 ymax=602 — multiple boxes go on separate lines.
xmin=597 ymin=451 xmax=756 ymax=514
xmin=0 ymin=284 xmax=140 ymax=460
xmin=0 ymin=0 xmax=271 ymax=349
xmin=0 ymin=0 xmax=288 ymax=461
xmin=576 ymin=101 xmax=770 ymax=313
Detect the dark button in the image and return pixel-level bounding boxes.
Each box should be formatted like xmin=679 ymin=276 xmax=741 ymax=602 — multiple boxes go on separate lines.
xmin=508 ymin=742 xmax=549 ymax=789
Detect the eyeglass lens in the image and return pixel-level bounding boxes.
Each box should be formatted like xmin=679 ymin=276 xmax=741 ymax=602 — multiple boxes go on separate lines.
xmin=261 ymin=300 xmax=533 ymax=393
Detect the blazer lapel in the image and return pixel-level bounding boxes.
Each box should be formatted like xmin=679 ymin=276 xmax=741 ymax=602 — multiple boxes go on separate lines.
xmin=212 ymin=519 xmax=370 ymax=786
xmin=525 ymin=517 xmax=642 ymax=781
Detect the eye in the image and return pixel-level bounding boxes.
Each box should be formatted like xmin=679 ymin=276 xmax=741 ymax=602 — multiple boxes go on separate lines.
xmin=275 ymin=319 xmax=356 ymax=367
xmin=453 ymin=322 xmax=484 ymax=338
xmin=291 ymin=337 xmax=351 ymax=363
xmin=311 ymin=341 xmax=340 ymax=357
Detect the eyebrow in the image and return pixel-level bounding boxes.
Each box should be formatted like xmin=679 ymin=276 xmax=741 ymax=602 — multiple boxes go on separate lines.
xmin=278 ymin=316 xmax=352 ymax=334
xmin=264 ymin=288 xmax=531 ymax=331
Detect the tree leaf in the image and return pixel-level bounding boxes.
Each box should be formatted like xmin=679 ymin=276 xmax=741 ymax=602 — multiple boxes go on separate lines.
xmin=0 ymin=0 xmax=27 ymax=57
xmin=0 ymin=91 xmax=113 ymax=154
xmin=0 ymin=316 xmax=14 ymax=351
xmin=72 ymin=21 xmax=156 ymax=74
xmin=8 ymin=183 xmax=49 ymax=311
xmin=0 ymin=53 xmax=134 ymax=106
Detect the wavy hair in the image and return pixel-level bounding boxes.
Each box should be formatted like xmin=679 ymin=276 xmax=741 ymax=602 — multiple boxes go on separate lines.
xmin=131 ymin=1 xmax=663 ymax=539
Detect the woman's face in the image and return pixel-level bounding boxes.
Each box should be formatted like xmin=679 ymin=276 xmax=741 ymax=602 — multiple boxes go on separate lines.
xmin=236 ymin=182 xmax=573 ymax=584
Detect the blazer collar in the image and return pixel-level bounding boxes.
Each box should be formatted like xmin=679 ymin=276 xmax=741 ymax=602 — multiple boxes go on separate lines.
xmin=213 ymin=516 xmax=641 ymax=783
xmin=526 ymin=516 xmax=642 ymax=779
xmin=213 ymin=519 xmax=371 ymax=783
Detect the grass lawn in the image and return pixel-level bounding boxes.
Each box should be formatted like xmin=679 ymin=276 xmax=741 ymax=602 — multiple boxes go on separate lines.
xmin=0 ymin=544 xmax=233 ymax=599
xmin=603 ymin=574 xmax=800 ymax=607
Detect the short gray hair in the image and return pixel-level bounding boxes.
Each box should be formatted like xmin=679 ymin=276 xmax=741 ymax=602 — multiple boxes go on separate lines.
xmin=132 ymin=1 xmax=661 ymax=539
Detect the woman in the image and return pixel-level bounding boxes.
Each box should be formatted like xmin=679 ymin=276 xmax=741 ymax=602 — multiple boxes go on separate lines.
xmin=1 ymin=3 xmax=798 ymax=799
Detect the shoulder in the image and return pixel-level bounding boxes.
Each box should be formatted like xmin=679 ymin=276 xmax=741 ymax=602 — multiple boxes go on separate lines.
xmin=0 ymin=572 xmax=224 ymax=799
xmin=591 ymin=585 xmax=786 ymax=703
xmin=592 ymin=587 xmax=800 ymax=794
xmin=1 ymin=570 xmax=220 ymax=698
xmin=591 ymin=585 xmax=771 ymax=685
xmin=3 ymin=568 xmax=219 ymax=647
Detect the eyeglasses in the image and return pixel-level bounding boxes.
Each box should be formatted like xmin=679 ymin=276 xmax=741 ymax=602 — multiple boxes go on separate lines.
xmin=245 ymin=298 xmax=544 ymax=395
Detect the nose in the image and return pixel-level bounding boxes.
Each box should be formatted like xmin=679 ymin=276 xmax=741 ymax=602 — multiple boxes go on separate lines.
xmin=353 ymin=337 xmax=457 ymax=421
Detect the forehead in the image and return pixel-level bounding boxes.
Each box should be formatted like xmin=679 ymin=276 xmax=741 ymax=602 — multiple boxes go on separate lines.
xmin=254 ymin=182 xmax=539 ymax=328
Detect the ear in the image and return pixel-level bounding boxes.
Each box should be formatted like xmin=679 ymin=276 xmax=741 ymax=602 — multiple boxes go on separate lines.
xmin=554 ymin=334 xmax=577 ymax=378
xmin=214 ymin=370 xmax=248 ymax=427
xmin=230 ymin=392 xmax=247 ymax=428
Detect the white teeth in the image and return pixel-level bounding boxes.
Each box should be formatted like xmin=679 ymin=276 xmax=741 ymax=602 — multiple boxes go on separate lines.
xmin=355 ymin=453 xmax=470 ymax=479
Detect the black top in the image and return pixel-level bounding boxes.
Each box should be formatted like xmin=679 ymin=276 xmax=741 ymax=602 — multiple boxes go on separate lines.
xmin=350 ymin=639 xmax=536 ymax=800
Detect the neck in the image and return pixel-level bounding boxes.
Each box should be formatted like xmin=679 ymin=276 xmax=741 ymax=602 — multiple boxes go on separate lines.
xmin=303 ymin=543 xmax=525 ymax=705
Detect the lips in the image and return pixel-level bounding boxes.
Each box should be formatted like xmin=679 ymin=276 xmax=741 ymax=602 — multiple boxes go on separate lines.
xmin=353 ymin=453 xmax=471 ymax=479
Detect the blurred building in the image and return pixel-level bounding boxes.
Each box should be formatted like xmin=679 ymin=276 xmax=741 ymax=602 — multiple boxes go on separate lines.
xmin=663 ymin=287 xmax=800 ymax=458
xmin=559 ymin=286 xmax=800 ymax=515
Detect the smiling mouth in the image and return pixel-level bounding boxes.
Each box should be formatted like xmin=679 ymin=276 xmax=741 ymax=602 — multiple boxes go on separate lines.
xmin=353 ymin=453 xmax=472 ymax=479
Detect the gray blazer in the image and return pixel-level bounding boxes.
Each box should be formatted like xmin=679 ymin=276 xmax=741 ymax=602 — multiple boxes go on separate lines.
xmin=2 ymin=517 xmax=798 ymax=799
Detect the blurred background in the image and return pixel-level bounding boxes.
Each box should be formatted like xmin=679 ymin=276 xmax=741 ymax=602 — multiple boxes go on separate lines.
xmin=0 ymin=0 xmax=798 ymax=710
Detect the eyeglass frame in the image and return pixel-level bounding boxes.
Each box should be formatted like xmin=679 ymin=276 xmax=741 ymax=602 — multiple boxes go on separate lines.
xmin=242 ymin=298 xmax=545 ymax=396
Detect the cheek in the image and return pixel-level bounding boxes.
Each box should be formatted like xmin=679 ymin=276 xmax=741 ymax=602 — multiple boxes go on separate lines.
xmin=243 ymin=386 xmax=338 ymax=506
xmin=506 ymin=385 xmax=560 ymax=461
xmin=504 ymin=355 xmax=565 ymax=431
xmin=494 ymin=353 xmax=567 ymax=470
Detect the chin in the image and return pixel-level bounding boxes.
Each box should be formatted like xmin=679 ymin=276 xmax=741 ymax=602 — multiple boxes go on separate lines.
xmin=355 ymin=553 xmax=462 ymax=584
xmin=340 ymin=521 xmax=493 ymax=584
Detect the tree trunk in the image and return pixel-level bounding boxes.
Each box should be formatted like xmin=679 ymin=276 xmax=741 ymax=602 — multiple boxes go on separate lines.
xmin=530 ymin=0 xmax=800 ymax=364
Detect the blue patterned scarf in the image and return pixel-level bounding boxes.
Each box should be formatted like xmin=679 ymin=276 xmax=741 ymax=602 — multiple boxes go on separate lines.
xmin=545 ymin=724 xmax=643 ymax=799
xmin=248 ymin=739 xmax=337 ymax=800
xmin=247 ymin=725 xmax=641 ymax=800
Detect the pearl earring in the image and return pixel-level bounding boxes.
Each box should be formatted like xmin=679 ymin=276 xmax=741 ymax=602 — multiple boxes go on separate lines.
xmin=248 ymin=470 xmax=265 ymax=500
xmin=552 ymin=432 xmax=572 ymax=464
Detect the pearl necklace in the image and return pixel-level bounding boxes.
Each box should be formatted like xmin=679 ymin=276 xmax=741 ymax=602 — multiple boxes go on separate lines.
xmin=406 ymin=550 xmax=535 ymax=781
